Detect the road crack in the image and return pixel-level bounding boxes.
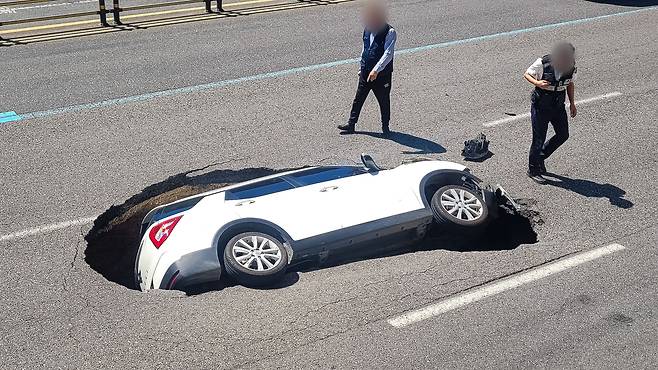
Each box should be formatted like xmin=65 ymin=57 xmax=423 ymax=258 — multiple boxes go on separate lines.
xmin=61 ymin=224 xmax=87 ymax=293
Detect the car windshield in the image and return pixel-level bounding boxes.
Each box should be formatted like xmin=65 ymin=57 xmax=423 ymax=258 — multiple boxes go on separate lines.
xmin=288 ymin=166 xmax=367 ymax=186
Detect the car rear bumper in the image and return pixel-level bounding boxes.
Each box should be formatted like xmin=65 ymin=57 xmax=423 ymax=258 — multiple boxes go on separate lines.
xmin=157 ymin=248 xmax=222 ymax=290
xmin=135 ymin=239 xmax=159 ymax=291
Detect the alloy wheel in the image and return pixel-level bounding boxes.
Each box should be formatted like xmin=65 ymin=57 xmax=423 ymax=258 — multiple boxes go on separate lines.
xmin=439 ymin=188 xmax=484 ymax=221
xmin=231 ymin=235 xmax=282 ymax=272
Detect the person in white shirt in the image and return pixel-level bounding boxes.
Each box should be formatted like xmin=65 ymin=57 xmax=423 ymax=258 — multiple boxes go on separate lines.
xmin=338 ymin=0 xmax=397 ymax=136
xmin=523 ymin=42 xmax=578 ymax=184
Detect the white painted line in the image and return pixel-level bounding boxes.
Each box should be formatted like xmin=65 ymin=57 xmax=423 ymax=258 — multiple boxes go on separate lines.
xmin=6 ymin=0 xmax=96 ymax=12
xmin=0 ymin=216 xmax=96 ymax=243
xmin=388 ymin=243 xmax=626 ymax=328
xmin=482 ymin=91 xmax=623 ymax=127
xmin=574 ymin=91 xmax=623 ymax=104
xmin=482 ymin=113 xmax=530 ymax=128
xmin=0 ymin=6 xmax=16 ymax=14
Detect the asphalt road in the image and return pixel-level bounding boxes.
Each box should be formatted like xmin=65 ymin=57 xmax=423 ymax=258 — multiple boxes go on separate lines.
xmin=1 ymin=0 xmax=657 ymax=368
xmin=0 ymin=0 xmax=655 ymax=112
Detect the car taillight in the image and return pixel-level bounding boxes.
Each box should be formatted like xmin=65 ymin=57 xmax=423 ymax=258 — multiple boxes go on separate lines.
xmin=148 ymin=215 xmax=182 ymax=249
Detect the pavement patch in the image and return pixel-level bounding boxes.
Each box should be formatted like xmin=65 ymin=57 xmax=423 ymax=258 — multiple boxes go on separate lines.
xmin=607 ymin=312 xmax=634 ymax=326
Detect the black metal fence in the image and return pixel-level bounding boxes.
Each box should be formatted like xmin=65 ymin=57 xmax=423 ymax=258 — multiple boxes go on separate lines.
xmin=104 ymin=0 xmax=225 ymax=25
xmin=0 ymin=0 xmax=225 ymax=29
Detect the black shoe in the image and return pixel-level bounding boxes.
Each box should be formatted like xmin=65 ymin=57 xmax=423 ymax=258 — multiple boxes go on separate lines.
xmin=527 ymin=171 xmax=546 ymax=184
xmin=382 ymin=125 xmax=391 ymax=136
xmin=337 ymin=123 xmax=355 ymax=133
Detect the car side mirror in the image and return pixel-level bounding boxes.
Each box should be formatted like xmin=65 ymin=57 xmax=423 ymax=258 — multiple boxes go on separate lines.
xmin=361 ymin=153 xmax=381 ymax=172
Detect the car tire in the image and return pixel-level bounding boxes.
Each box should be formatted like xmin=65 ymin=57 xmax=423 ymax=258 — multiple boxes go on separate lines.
xmin=223 ymin=232 xmax=288 ymax=287
xmin=430 ymin=184 xmax=489 ymax=232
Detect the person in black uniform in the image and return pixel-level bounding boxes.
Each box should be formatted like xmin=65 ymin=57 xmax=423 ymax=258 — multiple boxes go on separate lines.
xmin=524 ymin=42 xmax=578 ymax=184
xmin=338 ymin=0 xmax=397 ymax=136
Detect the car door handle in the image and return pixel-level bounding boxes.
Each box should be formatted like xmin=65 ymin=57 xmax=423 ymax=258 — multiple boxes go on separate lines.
xmin=320 ymin=185 xmax=339 ymax=192
xmin=236 ymin=200 xmax=256 ymax=206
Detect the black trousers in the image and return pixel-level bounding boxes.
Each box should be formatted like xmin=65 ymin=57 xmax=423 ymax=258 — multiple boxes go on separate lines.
xmin=529 ymin=102 xmax=570 ymax=172
xmin=348 ymin=72 xmax=392 ymax=128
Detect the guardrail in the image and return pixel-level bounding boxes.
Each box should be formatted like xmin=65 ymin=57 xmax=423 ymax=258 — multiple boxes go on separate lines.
xmin=0 ymin=0 xmax=225 ymax=29
xmin=107 ymin=0 xmax=225 ymax=25
xmin=0 ymin=0 xmax=109 ymax=26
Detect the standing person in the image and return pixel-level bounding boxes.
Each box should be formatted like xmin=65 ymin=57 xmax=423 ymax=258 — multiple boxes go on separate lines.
xmin=524 ymin=42 xmax=578 ymax=184
xmin=338 ymin=0 xmax=397 ymax=136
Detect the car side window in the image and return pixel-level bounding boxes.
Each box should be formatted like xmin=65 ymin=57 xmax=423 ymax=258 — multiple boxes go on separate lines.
xmin=225 ymin=177 xmax=294 ymax=200
xmin=289 ymin=167 xmax=367 ymax=186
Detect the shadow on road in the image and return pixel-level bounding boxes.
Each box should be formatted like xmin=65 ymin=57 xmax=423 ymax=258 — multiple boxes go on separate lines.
xmin=85 ymin=165 xmax=539 ymax=296
xmin=543 ymin=173 xmax=634 ymax=209
xmin=354 ymin=131 xmax=447 ymax=154
xmin=428 ymin=199 xmax=541 ymax=252
xmin=1 ymin=0 xmax=360 ymax=47
xmin=183 ymin=270 xmax=302 ymax=296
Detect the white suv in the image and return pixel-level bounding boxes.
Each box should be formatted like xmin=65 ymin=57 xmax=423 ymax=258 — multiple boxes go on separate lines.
xmin=135 ymin=155 xmax=508 ymax=291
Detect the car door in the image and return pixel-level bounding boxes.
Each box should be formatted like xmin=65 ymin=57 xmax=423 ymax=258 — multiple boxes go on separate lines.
xmin=283 ymin=167 xmax=367 ymax=231
xmin=286 ymin=166 xmax=419 ymax=229
xmin=335 ymin=169 xmax=420 ymax=228
xmin=225 ymin=175 xmax=345 ymax=241
xmin=373 ymin=169 xmax=423 ymax=216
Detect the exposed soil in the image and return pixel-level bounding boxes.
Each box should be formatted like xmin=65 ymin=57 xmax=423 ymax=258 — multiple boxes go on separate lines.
xmin=84 ymin=167 xmax=292 ymax=289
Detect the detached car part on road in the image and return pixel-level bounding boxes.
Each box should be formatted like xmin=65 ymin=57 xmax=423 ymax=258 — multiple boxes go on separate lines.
xmin=135 ymin=155 xmax=515 ymax=291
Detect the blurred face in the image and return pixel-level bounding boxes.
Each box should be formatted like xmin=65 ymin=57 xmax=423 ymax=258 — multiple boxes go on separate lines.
xmin=552 ymin=46 xmax=575 ymax=71
xmin=362 ymin=2 xmax=387 ymax=31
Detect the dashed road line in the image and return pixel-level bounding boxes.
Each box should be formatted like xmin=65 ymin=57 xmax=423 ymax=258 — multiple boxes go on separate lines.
xmin=0 ymin=216 xmax=96 ymax=242
xmin=388 ymin=243 xmax=626 ymax=328
xmin=482 ymin=91 xmax=623 ymax=127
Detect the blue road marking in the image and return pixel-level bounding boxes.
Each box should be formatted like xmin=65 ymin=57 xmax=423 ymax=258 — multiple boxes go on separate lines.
xmin=11 ymin=6 xmax=656 ymax=123
xmin=0 ymin=111 xmax=22 ymax=124
xmin=18 ymin=57 xmax=359 ymax=121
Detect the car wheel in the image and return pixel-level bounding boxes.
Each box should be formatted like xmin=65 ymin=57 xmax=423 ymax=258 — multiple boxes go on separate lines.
xmin=430 ymin=185 xmax=489 ymax=231
xmin=223 ymin=232 xmax=288 ymax=287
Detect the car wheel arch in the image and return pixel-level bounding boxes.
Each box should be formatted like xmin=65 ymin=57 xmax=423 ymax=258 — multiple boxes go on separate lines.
xmin=419 ymin=169 xmax=482 ymax=208
xmin=214 ymin=218 xmax=295 ymax=264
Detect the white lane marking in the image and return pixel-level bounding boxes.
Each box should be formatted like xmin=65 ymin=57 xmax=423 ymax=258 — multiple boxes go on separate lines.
xmin=0 ymin=216 xmax=96 ymax=242
xmin=388 ymin=243 xmax=626 ymax=328
xmin=482 ymin=91 xmax=623 ymax=127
